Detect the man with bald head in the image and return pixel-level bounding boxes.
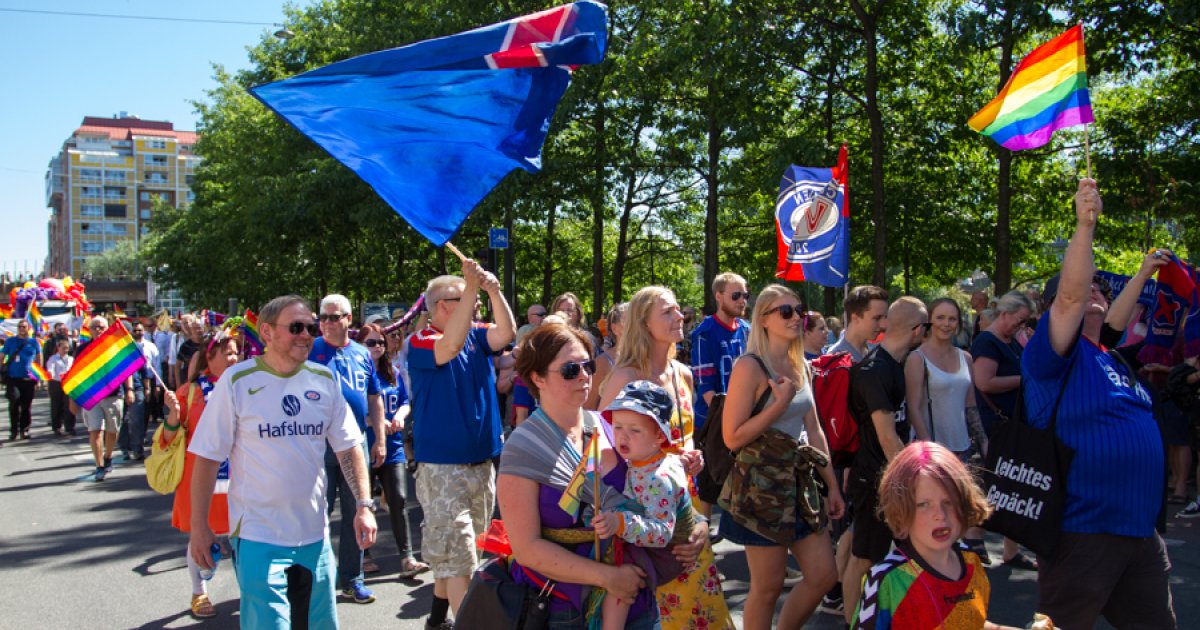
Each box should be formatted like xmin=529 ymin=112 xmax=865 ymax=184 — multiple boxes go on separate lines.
xmin=840 ymin=296 xmax=929 ymax=622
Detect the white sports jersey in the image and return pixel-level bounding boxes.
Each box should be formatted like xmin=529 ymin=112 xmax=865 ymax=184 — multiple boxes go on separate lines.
xmin=189 ymin=357 xmax=362 ymax=546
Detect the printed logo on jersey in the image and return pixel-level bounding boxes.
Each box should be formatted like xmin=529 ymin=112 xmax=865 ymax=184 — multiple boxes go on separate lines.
xmin=282 ymin=394 xmax=302 ymax=417
xmin=305 ymin=390 xmax=321 ymax=401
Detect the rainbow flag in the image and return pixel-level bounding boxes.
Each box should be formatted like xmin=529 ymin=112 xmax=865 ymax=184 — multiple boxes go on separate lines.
xmin=28 ymin=363 xmax=50 ymax=383
xmin=242 ymin=309 xmax=264 ymax=355
xmin=26 ymin=302 xmax=46 ymax=337
xmin=79 ymin=327 xmax=92 ymax=343
xmin=968 ymin=25 xmax=1093 ymax=150
xmin=558 ymin=432 xmax=600 ymax=518
xmin=62 ymin=322 xmax=146 ymax=410
xmin=0 ymin=304 xmax=12 ymax=319
xmin=112 ymin=305 xmax=127 ymax=319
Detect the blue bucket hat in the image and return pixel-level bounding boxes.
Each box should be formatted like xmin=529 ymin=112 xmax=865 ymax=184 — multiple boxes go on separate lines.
xmin=602 ymin=380 xmax=675 ymax=443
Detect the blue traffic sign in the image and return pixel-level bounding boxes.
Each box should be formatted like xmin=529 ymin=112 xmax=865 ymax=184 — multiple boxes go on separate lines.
xmin=489 ymin=227 xmax=509 ymax=249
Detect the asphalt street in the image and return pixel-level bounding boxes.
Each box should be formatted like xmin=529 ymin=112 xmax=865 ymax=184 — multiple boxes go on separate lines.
xmin=2 ymin=393 xmax=1196 ymax=628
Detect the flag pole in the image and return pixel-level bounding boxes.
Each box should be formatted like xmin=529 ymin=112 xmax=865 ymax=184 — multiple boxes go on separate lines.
xmin=444 ymin=242 xmax=468 ymax=263
xmin=1083 ymin=124 xmax=1093 ymax=179
xmin=591 ymin=432 xmax=601 ymax=560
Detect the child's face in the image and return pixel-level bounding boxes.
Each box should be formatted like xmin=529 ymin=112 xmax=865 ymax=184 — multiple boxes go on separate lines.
xmin=610 ymin=410 xmax=663 ymax=462
xmin=907 ymin=475 xmax=962 ymax=558
xmin=56 ymin=342 xmax=69 ymax=355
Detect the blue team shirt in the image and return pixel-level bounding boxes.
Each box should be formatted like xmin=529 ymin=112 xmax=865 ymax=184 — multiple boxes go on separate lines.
xmin=408 ymin=324 xmax=503 ymax=464
xmin=308 ymin=337 xmax=381 ymax=431
xmin=1022 ymin=312 xmax=1163 ymax=537
xmin=689 ymin=315 xmax=749 ymax=427
xmin=367 ymin=380 xmax=409 ymax=466
xmin=2 ymin=337 xmax=40 ymax=379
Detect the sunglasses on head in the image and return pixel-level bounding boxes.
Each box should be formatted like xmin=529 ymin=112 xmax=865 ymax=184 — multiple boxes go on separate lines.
xmin=285 ymin=321 xmax=321 ymax=337
xmin=730 ymin=291 xmax=750 ymax=301
xmin=766 ymin=303 xmax=805 ymax=320
xmin=363 ymin=339 xmax=386 ymax=348
xmin=558 ymin=359 xmax=596 ymax=380
xmin=318 ymin=313 xmax=346 ymax=322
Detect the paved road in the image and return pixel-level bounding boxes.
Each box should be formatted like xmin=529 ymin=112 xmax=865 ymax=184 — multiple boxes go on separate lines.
xmin=2 ymin=393 xmax=1196 ymax=628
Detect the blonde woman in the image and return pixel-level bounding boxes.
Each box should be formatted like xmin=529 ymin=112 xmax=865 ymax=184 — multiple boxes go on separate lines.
xmin=598 ymin=286 xmax=732 ymax=630
xmin=720 ymin=284 xmax=844 ymax=629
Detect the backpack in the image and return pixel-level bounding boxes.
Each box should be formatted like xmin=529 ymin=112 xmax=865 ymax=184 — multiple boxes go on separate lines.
xmin=695 ymin=354 xmax=771 ymax=487
xmin=810 ymin=351 xmax=860 ymax=468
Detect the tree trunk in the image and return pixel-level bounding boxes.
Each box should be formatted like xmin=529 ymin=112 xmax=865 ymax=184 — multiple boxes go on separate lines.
xmin=542 ymin=204 xmax=556 ymax=307
xmin=703 ymin=85 xmax=721 ymax=312
xmin=994 ymin=7 xmax=1016 ymax=295
xmin=863 ymin=15 xmax=888 ymax=287
xmin=612 ymin=168 xmax=638 ymax=304
xmin=591 ymin=101 xmax=606 ymax=320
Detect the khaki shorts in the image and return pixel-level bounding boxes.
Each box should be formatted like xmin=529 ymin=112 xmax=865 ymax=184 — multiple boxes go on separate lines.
xmin=83 ymin=396 xmax=124 ymax=433
xmin=415 ymin=462 xmax=495 ymax=579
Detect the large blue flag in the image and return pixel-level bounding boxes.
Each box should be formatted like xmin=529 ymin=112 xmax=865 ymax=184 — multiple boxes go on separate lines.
xmin=251 ymin=2 xmax=608 ymax=246
xmin=774 ymin=145 xmax=850 ymax=288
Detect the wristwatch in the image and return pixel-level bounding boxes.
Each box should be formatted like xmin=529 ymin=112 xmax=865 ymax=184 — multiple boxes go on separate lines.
xmin=356 ymin=499 xmax=376 ymax=512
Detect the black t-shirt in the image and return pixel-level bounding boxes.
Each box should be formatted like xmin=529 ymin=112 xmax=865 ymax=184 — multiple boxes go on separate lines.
xmin=969 ymin=331 xmax=1023 ymax=426
xmin=847 ymin=345 xmax=909 ymax=494
xmin=177 ymin=339 xmax=201 ymax=373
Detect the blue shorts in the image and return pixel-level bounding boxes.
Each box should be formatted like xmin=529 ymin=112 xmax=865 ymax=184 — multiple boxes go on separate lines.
xmin=719 ymin=510 xmax=815 ymax=547
xmin=232 ymin=537 xmax=338 ymax=630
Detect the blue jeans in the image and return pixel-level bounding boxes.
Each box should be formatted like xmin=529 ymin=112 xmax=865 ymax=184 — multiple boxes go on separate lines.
xmin=324 ymin=442 xmax=367 ymax=589
xmin=118 ymin=394 xmax=146 ymax=457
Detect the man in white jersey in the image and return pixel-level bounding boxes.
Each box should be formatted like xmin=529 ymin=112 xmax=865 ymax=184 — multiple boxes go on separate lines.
xmin=188 ymin=295 xmax=377 ymax=629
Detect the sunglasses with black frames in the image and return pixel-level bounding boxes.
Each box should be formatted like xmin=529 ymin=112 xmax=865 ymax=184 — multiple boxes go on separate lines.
xmin=362 ymin=339 xmax=386 ymax=348
xmin=730 ymin=291 xmax=750 ymax=301
xmin=765 ymin=303 xmax=806 ymax=320
xmin=558 ymin=359 xmax=597 ymax=380
xmin=283 ymin=321 xmax=321 ymax=337
xmin=318 ymin=313 xmax=347 ymax=322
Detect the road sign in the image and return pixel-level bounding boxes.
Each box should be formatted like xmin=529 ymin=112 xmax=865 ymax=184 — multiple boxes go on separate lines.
xmin=489 ymin=227 xmax=509 ymax=249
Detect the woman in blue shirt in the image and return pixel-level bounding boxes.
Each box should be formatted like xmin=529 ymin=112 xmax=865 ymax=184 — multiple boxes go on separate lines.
xmin=3 ymin=320 xmax=43 ymax=440
xmin=359 ymin=323 xmax=430 ymax=578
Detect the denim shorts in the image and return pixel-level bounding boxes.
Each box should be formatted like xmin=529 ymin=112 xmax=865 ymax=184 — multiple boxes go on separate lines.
xmin=719 ymin=510 xmax=815 ymax=546
xmin=547 ymin=602 xmax=660 ymax=629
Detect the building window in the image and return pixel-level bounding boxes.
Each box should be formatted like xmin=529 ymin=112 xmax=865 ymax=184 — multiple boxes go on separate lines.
xmin=79 ymin=168 xmax=102 ymax=182
xmin=105 ymin=223 xmax=128 ymax=234
xmin=104 ymin=204 xmax=126 ymax=218
xmin=145 ymin=154 xmax=169 ymax=167
xmin=140 ymin=209 xmax=152 ymax=220
xmin=80 ymin=223 xmax=96 ymax=234
xmin=141 ymin=226 xmax=150 ymax=236
xmin=105 ymin=171 xmax=127 ymax=183
xmin=81 ymin=241 xmax=103 ymax=254
xmin=145 ymin=138 xmax=168 ymax=150
xmin=140 ymin=191 xmax=151 ymax=201
xmin=80 ymin=186 xmax=102 ymax=198
xmin=104 ymin=186 xmax=125 ymax=200
xmin=145 ymin=172 xmax=168 ymax=184
xmin=80 ymin=204 xmax=103 ymax=217
xmin=185 ymin=175 xmax=195 ymax=186
xmin=186 ymin=190 xmax=196 ymax=203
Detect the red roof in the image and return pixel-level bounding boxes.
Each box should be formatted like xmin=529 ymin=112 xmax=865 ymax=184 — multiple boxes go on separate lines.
xmin=81 ymin=116 xmax=173 ymax=131
xmin=73 ymin=123 xmax=198 ymax=143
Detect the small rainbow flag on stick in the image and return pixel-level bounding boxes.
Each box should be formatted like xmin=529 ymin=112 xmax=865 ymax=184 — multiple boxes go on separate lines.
xmin=558 ymin=432 xmax=601 ymax=518
xmin=969 ymin=24 xmax=1093 ymax=151
xmin=29 ymin=363 xmax=50 ymax=383
xmin=79 ymin=327 xmax=92 ymax=343
xmin=63 ymin=323 xmax=146 ymax=410
xmin=242 ymin=309 xmax=264 ymax=356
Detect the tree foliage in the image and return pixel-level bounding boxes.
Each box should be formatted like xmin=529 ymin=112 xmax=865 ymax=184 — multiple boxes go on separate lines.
xmin=144 ymin=0 xmax=1198 ymax=316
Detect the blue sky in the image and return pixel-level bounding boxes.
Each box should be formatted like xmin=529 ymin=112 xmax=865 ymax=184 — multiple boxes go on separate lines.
xmin=0 ymin=1 xmax=300 ymax=277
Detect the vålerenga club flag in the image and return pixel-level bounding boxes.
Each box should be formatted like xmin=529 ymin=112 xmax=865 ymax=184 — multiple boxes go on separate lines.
xmin=775 ymin=145 xmax=849 ymax=288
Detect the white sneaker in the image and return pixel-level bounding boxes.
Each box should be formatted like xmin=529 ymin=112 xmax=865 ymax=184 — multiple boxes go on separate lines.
xmin=784 ymin=567 xmax=803 ymax=585
xmin=1177 ymin=500 xmax=1200 ymax=518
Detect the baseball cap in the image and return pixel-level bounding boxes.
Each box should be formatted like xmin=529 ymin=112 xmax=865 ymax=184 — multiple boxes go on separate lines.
xmin=364 ymin=314 xmax=388 ymax=325
xmin=602 ymin=380 xmax=676 ymax=443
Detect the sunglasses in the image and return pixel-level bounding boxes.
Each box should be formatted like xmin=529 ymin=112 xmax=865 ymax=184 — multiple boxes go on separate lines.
xmin=730 ymin=291 xmax=750 ymax=301
xmin=318 ymin=313 xmax=346 ymax=322
xmin=557 ymin=359 xmax=596 ymax=380
xmin=284 ymin=321 xmax=321 ymax=337
xmin=531 ymin=311 xmax=547 ymax=317
xmin=765 ymin=303 xmax=805 ymax=320
xmin=363 ymin=339 xmax=386 ymax=348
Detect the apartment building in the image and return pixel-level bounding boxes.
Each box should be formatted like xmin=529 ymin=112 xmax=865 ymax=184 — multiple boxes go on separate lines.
xmin=45 ymin=113 xmax=199 ymax=278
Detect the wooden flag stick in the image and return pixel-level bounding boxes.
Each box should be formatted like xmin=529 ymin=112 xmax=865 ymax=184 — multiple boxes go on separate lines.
xmin=592 ymin=433 xmax=602 ymax=560
xmin=1083 ymin=124 xmax=1093 ymax=179
xmin=445 ymin=242 xmax=468 ymax=262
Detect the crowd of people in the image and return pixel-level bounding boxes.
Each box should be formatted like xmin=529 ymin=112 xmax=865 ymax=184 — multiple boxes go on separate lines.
xmin=2 ymin=179 xmax=1194 ymax=629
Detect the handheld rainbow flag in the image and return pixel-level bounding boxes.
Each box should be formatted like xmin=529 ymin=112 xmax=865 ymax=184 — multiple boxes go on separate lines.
xmin=968 ymin=25 xmax=1092 ymax=151
xmin=79 ymin=327 xmax=92 ymax=343
xmin=112 ymin=305 xmax=127 ymax=319
xmin=558 ymin=432 xmax=601 ymax=518
xmin=242 ymin=309 xmax=264 ymax=356
xmin=62 ymin=322 xmax=146 ymax=410
xmin=28 ymin=363 xmax=50 ymax=383
xmin=26 ymin=302 xmax=46 ymax=337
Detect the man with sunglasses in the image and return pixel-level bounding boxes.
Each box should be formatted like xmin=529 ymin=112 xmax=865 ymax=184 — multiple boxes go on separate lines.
xmin=309 ymin=293 xmax=387 ymax=605
xmin=515 ymin=303 xmax=547 ymax=345
xmin=70 ymin=316 xmax=136 ymax=480
xmin=408 ymin=258 xmax=515 ymax=629
xmin=841 ymin=296 xmax=928 ymax=623
xmin=187 ymin=295 xmax=376 ymax=629
xmin=689 ymin=272 xmax=751 ymax=512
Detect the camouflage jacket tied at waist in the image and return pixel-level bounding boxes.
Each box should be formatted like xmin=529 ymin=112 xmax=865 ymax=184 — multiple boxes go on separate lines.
xmin=717 ymin=428 xmax=829 ymax=545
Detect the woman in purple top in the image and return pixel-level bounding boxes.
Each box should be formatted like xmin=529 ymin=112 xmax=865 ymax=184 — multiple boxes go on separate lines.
xmin=498 ymin=322 xmax=665 ymax=628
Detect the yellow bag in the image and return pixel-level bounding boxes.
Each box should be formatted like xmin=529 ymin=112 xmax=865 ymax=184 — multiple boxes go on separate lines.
xmin=145 ymin=422 xmax=186 ymax=494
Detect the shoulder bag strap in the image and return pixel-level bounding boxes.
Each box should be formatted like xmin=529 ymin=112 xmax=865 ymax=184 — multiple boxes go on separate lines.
xmin=744 ymin=353 xmax=774 ymax=413
xmin=919 ymin=350 xmax=935 ymax=443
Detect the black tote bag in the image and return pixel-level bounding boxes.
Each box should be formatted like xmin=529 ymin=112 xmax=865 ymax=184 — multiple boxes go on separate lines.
xmin=979 ymin=357 xmax=1075 ymax=558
